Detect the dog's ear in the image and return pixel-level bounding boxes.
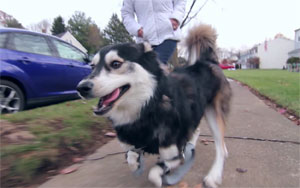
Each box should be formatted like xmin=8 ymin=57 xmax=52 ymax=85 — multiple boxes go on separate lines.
xmin=137 ymin=42 xmax=152 ymax=53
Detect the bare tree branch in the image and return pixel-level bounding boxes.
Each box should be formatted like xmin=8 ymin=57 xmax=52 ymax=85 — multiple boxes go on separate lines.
xmin=181 ymin=0 xmax=210 ymax=29
xmin=27 ymin=19 xmax=51 ymax=33
xmin=188 ymin=0 xmax=209 ymax=21
xmin=180 ymin=0 xmax=196 ymax=29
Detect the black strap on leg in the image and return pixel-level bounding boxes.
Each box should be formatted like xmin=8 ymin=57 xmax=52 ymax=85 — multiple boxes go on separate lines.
xmin=157 ymin=161 xmax=171 ymax=174
xmin=126 ymin=148 xmax=145 ymax=177
xmin=162 ymin=143 xmax=196 ymax=185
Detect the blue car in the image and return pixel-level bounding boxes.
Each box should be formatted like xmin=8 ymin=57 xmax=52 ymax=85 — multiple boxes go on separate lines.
xmin=0 ymin=28 xmax=91 ymax=113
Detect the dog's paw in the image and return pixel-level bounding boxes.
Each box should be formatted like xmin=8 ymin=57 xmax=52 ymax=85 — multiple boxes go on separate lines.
xmin=148 ymin=166 xmax=163 ymax=187
xmin=126 ymin=150 xmax=140 ymax=172
xmin=203 ymin=171 xmax=222 ymax=188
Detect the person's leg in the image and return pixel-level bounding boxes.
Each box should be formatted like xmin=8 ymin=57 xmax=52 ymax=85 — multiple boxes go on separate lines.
xmin=153 ymin=40 xmax=177 ymax=64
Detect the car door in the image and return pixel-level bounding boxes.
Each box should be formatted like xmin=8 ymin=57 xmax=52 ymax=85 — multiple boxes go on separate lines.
xmin=6 ymin=32 xmax=69 ymax=98
xmin=50 ymin=38 xmax=91 ymax=92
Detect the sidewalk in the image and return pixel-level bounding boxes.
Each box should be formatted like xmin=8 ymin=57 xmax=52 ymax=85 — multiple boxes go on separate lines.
xmin=40 ymin=81 xmax=300 ymax=188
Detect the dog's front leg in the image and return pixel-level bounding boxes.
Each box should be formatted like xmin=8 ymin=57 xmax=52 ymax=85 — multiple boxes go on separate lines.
xmin=120 ymin=142 xmax=144 ymax=174
xmin=148 ymin=145 xmax=181 ymax=187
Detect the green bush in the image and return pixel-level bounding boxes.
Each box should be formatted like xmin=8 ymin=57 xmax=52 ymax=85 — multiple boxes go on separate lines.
xmin=287 ymin=57 xmax=300 ymax=64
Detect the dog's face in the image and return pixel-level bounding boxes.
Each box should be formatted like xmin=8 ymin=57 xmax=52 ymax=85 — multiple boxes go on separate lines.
xmin=77 ymin=43 xmax=159 ymax=125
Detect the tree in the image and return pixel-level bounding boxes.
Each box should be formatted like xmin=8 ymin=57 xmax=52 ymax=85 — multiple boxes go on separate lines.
xmin=87 ymin=24 xmax=105 ymax=54
xmin=247 ymin=57 xmax=260 ymax=69
xmin=38 ymin=19 xmax=51 ymax=33
xmin=51 ymin=16 xmax=66 ymax=35
xmin=181 ymin=0 xmax=210 ymax=28
xmin=103 ymin=14 xmax=134 ymax=44
xmin=28 ymin=19 xmax=51 ymax=33
xmin=5 ymin=18 xmax=24 ymax=29
xmin=68 ymin=11 xmax=92 ymax=52
xmin=68 ymin=11 xmax=105 ymax=54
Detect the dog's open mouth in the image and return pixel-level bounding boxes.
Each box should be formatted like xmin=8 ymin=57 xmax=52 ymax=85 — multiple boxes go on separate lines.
xmin=94 ymin=84 xmax=130 ymax=115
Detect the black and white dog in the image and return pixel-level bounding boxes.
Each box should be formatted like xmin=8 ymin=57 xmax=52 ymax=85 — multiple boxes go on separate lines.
xmin=77 ymin=24 xmax=231 ymax=188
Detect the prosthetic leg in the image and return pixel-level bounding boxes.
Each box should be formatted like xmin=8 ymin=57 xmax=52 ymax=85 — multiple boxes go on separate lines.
xmin=162 ymin=143 xmax=195 ymax=185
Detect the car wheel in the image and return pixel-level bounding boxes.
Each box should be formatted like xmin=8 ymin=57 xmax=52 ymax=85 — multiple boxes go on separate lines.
xmin=0 ymin=80 xmax=25 ymax=114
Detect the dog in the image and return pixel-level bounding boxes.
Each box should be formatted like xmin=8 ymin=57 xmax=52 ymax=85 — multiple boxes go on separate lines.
xmin=77 ymin=24 xmax=231 ymax=188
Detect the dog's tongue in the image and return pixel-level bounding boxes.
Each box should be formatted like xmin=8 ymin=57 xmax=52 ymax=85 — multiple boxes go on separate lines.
xmin=103 ymin=88 xmax=120 ymax=106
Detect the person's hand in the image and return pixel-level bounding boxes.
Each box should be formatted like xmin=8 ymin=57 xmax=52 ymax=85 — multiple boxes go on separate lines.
xmin=138 ymin=27 xmax=143 ymax=37
xmin=170 ymin=18 xmax=179 ymax=30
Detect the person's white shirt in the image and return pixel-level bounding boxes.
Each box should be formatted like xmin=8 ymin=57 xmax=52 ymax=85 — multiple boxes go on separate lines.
xmin=121 ymin=0 xmax=187 ymax=45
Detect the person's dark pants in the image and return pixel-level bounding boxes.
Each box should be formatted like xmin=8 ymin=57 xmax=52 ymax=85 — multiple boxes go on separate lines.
xmin=153 ymin=39 xmax=177 ymax=64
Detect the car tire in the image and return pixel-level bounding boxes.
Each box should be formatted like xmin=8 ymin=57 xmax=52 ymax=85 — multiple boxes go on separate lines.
xmin=0 ymin=80 xmax=25 ymax=114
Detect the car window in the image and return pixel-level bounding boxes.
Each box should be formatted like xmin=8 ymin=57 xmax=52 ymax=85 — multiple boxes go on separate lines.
xmin=52 ymin=39 xmax=86 ymax=62
xmin=0 ymin=33 xmax=8 ymax=48
xmin=9 ymin=33 xmax=52 ymax=56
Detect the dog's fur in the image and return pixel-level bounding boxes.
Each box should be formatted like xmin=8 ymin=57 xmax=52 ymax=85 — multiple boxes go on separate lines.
xmin=77 ymin=24 xmax=231 ymax=188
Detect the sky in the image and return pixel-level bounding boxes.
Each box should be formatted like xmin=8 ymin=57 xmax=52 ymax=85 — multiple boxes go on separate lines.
xmin=1 ymin=0 xmax=299 ymax=50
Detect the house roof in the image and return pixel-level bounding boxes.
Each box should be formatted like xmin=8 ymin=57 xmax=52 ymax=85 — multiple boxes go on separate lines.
xmin=55 ymin=31 xmax=68 ymax=38
xmin=288 ymin=48 xmax=300 ymax=55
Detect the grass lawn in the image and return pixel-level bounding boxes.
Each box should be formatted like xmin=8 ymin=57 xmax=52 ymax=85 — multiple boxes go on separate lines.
xmin=1 ymin=99 xmax=112 ymax=187
xmin=224 ymin=69 xmax=300 ymax=115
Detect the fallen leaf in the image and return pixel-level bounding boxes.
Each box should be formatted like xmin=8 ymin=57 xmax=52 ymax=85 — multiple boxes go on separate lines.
xmin=47 ymin=170 xmax=56 ymax=174
xmin=60 ymin=166 xmax=79 ymax=174
xmin=236 ymin=168 xmax=247 ymax=173
xmin=200 ymin=139 xmax=214 ymax=145
xmin=68 ymin=146 xmax=79 ymax=152
xmin=278 ymin=108 xmax=286 ymax=114
xmin=105 ymin=132 xmax=116 ymax=137
xmin=72 ymin=157 xmax=85 ymax=163
xmin=178 ymin=181 xmax=189 ymax=188
xmin=193 ymin=184 xmax=202 ymax=188
xmin=289 ymin=115 xmax=296 ymax=120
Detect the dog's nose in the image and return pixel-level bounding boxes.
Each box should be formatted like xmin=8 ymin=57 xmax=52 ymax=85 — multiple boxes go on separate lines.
xmin=77 ymin=81 xmax=94 ymax=98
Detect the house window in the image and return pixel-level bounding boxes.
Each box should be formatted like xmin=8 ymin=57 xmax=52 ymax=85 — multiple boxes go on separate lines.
xmin=298 ymin=36 xmax=300 ymax=42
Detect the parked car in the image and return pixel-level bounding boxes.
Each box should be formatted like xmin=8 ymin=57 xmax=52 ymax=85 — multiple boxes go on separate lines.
xmin=219 ymin=63 xmax=235 ymax=70
xmin=0 ymin=28 xmax=91 ymax=113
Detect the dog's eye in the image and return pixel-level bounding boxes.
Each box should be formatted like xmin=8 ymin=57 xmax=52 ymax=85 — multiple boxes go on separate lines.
xmin=110 ymin=61 xmax=122 ymax=69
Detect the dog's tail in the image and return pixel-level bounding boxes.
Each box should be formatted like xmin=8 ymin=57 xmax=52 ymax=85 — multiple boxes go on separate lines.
xmin=185 ymin=24 xmax=218 ymax=65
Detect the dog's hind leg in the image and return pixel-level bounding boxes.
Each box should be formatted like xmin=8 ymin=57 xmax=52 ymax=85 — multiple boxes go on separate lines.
xmin=203 ymin=102 xmax=228 ymax=188
xmin=148 ymin=145 xmax=181 ymax=187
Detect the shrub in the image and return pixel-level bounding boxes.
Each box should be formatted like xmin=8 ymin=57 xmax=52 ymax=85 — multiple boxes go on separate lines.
xmin=287 ymin=57 xmax=300 ymax=64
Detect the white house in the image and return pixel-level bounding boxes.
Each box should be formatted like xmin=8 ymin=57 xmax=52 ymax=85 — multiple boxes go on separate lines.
xmin=238 ymin=46 xmax=258 ymax=69
xmin=257 ymin=34 xmax=294 ymax=69
xmin=288 ymin=28 xmax=300 ymax=58
xmin=56 ymin=31 xmax=88 ymax=53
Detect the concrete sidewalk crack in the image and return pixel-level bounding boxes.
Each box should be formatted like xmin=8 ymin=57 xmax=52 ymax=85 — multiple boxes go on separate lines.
xmin=88 ymin=151 xmax=126 ymax=161
xmin=86 ymin=135 xmax=299 ymax=162
xmin=200 ymin=134 xmax=300 ymax=145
